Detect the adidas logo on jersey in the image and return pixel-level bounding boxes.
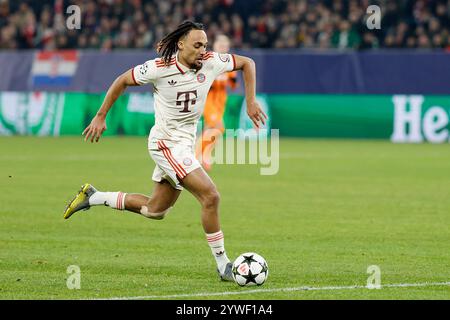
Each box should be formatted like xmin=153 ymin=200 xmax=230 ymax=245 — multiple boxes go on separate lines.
xmin=168 ymin=80 xmax=177 ymax=86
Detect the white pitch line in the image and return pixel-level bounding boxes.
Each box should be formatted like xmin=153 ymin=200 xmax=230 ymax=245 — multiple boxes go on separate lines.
xmin=94 ymin=281 xmax=450 ymax=300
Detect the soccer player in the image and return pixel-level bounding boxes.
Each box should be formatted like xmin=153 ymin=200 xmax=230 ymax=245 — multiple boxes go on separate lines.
xmin=63 ymin=21 xmax=267 ymax=281
xmin=195 ymin=34 xmax=238 ymax=171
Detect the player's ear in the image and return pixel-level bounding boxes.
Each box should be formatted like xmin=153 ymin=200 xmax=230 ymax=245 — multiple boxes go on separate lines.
xmin=177 ymin=40 xmax=184 ymax=51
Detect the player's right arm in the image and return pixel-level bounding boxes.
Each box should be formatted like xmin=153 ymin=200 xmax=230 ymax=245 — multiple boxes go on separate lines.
xmin=83 ymin=60 xmax=157 ymax=143
xmin=83 ymin=69 xmax=137 ymax=142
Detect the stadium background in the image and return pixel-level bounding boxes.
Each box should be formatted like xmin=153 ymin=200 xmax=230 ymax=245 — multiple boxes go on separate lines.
xmin=1 ymin=0 xmax=450 ymax=140
xmin=1 ymin=0 xmax=450 ymax=300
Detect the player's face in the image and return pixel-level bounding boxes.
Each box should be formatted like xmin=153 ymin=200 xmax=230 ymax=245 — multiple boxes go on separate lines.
xmin=179 ymin=30 xmax=208 ymax=70
xmin=213 ymin=35 xmax=230 ymax=53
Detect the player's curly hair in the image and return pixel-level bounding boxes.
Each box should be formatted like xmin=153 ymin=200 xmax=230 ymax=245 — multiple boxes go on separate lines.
xmin=156 ymin=21 xmax=204 ymax=65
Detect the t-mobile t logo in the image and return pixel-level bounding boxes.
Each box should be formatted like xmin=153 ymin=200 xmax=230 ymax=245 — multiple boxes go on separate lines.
xmin=176 ymin=90 xmax=197 ymax=113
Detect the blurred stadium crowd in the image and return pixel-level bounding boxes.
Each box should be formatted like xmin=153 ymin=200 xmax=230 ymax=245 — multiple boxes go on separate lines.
xmin=0 ymin=0 xmax=449 ymax=50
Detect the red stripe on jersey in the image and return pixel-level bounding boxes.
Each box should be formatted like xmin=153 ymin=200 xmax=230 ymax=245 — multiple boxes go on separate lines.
xmin=156 ymin=58 xmax=175 ymax=64
xmin=130 ymin=68 xmax=138 ymax=85
xmin=202 ymin=53 xmax=213 ymax=60
xmin=175 ymin=61 xmax=185 ymax=74
xmin=156 ymin=58 xmax=176 ymax=64
xmin=231 ymin=54 xmax=236 ymax=71
xmin=156 ymin=61 xmax=175 ymax=67
xmin=155 ymin=58 xmax=175 ymax=64
xmin=156 ymin=62 xmax=175 ymax=68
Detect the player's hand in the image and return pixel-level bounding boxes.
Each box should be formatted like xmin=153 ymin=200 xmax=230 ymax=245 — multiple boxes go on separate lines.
xmin=246 ymin=100 xmax=268 ymax=129
xmin=82 ymin=115 xmax=107 ymax=143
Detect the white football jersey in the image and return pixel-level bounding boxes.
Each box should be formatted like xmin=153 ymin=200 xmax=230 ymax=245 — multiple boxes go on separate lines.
xmin=132 ymin=51 xmax=235 ymax=146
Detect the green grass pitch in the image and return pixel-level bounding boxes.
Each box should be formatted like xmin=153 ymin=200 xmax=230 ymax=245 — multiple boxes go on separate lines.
xmin=1 ymin=136 xmax=450 ymax=299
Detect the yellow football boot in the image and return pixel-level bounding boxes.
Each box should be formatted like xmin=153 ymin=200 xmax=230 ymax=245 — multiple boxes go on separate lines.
xmin=63 ymin=183 xmax=97 ymax=219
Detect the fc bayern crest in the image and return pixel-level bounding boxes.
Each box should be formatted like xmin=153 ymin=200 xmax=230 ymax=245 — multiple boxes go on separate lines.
xmin=197 ymin=73 xmax=206 ymax=83
xmin=183 ymin=158 xmax=193 ymax=166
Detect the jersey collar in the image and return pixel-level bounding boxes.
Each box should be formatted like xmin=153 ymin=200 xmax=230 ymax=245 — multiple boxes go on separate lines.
xmin=175 ymin=52 xmax=189 ymax=75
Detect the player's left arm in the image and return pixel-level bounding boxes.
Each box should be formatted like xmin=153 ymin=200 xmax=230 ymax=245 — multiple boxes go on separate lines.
xmin=233 ymin=55 xmax=267 ymax=128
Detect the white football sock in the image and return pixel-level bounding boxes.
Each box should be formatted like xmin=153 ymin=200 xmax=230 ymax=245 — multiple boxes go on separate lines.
xmin=89 ymin=191 xmax=126 ymax=210
xmin=206 ymin=230 xmax=230 ymax=274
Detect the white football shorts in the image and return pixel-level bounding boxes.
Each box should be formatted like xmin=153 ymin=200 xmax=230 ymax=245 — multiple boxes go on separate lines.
xmin=148 ymin=139 xmax=201 ymax=190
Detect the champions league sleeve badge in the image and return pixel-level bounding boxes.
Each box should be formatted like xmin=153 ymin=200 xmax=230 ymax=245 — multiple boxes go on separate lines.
xmin=219 ymin=53 xmax=230 ymax=63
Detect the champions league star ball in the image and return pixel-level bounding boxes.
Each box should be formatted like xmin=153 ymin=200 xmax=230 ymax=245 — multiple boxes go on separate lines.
xmin=232 ymin=252 xmax=269 ymax=286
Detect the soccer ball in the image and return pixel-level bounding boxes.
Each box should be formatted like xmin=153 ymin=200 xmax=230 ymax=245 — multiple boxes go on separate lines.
xmin=232 ymin=252 xmax=269 ymax=286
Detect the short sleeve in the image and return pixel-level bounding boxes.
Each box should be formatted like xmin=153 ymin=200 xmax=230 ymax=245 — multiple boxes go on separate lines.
xmin=210 ymin=52 xmax=236 ymax=76
xmin=132 ymin=59 xmax=158 ymax=85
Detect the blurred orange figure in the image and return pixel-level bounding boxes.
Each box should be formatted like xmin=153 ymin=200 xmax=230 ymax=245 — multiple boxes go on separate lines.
xmin=196 ymin=34 xmax=238 ymax=171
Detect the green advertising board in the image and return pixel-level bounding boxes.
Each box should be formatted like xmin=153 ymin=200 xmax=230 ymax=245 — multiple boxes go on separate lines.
xmin=1 ymin=92 xmax=449 ymax=143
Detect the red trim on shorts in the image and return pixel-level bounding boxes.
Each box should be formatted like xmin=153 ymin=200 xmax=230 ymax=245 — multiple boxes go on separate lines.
xmin=157 ymin=141 xmax=182 ymax=177
xmin=162 ymin=147 xmax=185 ymax=178
xmin=157 ymin=141 xmax=187 ymax=178
xmin=160 ymin=141 xmax=187 ymax=177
